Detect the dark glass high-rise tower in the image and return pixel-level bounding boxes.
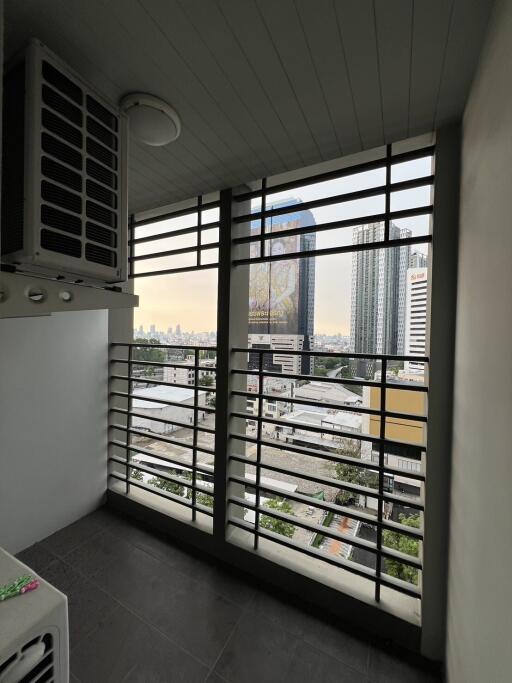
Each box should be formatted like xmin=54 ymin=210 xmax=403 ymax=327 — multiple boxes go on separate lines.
xmin=248 ymin=199 xmax=316 ymax=375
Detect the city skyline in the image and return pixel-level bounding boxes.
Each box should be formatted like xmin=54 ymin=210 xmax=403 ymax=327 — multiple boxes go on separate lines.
xmin=134 ymin=157 xmax=431 ymax=335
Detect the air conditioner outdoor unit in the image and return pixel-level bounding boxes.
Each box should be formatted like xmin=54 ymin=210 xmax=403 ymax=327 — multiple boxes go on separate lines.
xmin=0 ymin=547 xmax=69 ymax=683
xmin=1 ymin=39 xmax=128 ymax=284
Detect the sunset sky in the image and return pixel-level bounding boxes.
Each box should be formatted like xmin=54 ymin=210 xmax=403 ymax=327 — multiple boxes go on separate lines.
xmin=133 ymin=158 xmax=431 ymax=336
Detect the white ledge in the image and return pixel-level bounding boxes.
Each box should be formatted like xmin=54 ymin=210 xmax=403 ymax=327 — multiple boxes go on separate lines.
xmin=0 ymin=271 xmax=138 ymax=318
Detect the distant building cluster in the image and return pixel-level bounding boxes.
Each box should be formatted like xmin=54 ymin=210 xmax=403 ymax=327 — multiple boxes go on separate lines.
xmin=133 ymin=323 xmax=216 ymax=347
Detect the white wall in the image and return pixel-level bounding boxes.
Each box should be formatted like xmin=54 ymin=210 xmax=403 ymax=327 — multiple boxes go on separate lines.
xmin=0 ymin=311 xmax=108 ymax=553
xmin=447 ymin=1 xmax=512 ymax=681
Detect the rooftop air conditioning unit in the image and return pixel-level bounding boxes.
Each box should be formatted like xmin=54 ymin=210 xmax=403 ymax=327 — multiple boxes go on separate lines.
xmin=1 ymin=39 xmax=128 ymax=284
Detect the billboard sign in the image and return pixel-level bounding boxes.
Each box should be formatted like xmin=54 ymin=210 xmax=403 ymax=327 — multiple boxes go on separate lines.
xmin=248 ymin=216 xmax=301 ymax=334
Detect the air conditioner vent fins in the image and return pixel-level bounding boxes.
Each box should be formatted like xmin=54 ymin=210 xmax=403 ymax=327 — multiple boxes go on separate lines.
xmin=41 ymin=227 xmax=81 ymax=258
xmin=42 ymin=60 xmax=82 ymax=104
xmin=1 ymin=40 xmax=127 ymax=282
xmin=42 ymin=108 xmax=83 ymax=149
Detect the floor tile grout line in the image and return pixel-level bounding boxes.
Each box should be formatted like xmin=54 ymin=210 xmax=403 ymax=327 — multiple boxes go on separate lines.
xmin=101 ymin=518 xmax=374 ymax=673
xmin=89 ymin=521 xmax=250 ymax=611
xmin=31 ymin=513 xmax=435 ymax=682
xmin=29 ymin=515 xmax=370 ymax=677
xmin=203 ymin=608 xmax=247 ymax=683
xmin=58 ymin=552 xmax=221 ymax=671
xmin=48 ymin=516 xmax=371 ymax=677
xmin=40 ymin=524 xmax=105 ymax=561
xmin=245 ymin=605 xmax=371 ymax=679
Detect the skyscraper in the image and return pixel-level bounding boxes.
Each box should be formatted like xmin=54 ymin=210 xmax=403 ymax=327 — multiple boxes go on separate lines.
xmin=409 ymin=251 xmax=428 ymax=269
xmin=248 ymin=199 xmax=316 ymax=375
xmin=350 ymin=222 xmax=411 ymax=364
xmin=404 ymin=267 xmax=428 ymax=372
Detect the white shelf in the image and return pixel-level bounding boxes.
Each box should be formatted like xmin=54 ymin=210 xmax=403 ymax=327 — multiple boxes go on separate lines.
xmin=0 ymin=271 xmax=138 ymax=318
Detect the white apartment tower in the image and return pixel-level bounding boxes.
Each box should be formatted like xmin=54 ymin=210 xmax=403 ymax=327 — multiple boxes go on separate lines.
xmin=404 ymin=267 xmax=428 ymax=372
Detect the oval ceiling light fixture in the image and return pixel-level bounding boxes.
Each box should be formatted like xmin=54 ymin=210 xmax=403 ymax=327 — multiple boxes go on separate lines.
xmin=120 ymin=93 xmax=181 ymax=146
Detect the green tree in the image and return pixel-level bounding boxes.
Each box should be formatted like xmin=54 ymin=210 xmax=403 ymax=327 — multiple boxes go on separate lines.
xmin=196 ymin=492 xmax=214 ymax=508
xmin=334 ymin=439 xmax=378 ymax=506
xmin=133 ymin=338 xmax=166 ymax=364
xmin=339 ymin=364 xmax=351 ymax=378
xmin=260 ymin=498 xmax=295 ymax=538
xmin=148 ymin=475 xmax=185 ymax=497
xmin=183 ymin=472 xmax=214 ymax=510
xmin=198 ymin=374 xmax=214 ymax=387
xmin=382 ymin=514 xmax=420 ymax=585
xmin=130 ymin=468 xmax=143 ymax=481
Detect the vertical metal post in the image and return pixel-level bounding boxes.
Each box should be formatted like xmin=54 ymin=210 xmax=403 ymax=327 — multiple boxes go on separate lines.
xmin=214 ymin=187 xmax=251 ymax=542
xmin=384 ymin=145 xmax=391 ymax=242
xmin=197 ymin=195 xmax=202 ymax=268
xmin=213 ymin=189 xmax=233 ymax=540
xmin=126 ymin=344 xmax=134 ymax=495
xmin=128 ymin=213 xmax=135 ymax=278
xmin=192 ymin=347 xmax=199 ymax=520
xmin=260 ymin=177 xmax=266 ymax=259
xmin=254 ymin=350 xmax=264 ymax=549
xmin=375 ymin=358 xmax=387 ymax=602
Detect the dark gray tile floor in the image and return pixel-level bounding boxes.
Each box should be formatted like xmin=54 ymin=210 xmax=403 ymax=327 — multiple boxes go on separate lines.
xmin=16 ymin=507 xmax=441 ymax=683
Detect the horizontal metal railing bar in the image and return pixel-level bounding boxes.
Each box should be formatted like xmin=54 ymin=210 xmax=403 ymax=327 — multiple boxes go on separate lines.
xmin=232 ymin=205 xmax=432 ymax=246
xmin=110 ymin=407 xmax=215 ymax=434
xmin=230 ymin=458 xmax=379 ymax=500
xmin=110 ymin=357 xmax=217 ymax=372
xmin=111 ymin=342 xmax=217 ymax=351
xmin=231 ymin=367 xmax=428 ymax=392
xmin=132 ymin=199 xmax=220 ymax=228
xmin=229 ymin=469 xmax=423 ymax=514
xmin=110 ymin=374 xmax=217 ymax=393
xmin=227 ymin=515 xmax=421 ymax=599
xmin=231 ymin=428 xmax=425 ymax=458
xmin=234 ymin=176 xmax=434 ymax=223
xmin=109 ymin=455 xmax=214 ymax=495
xmin=385 ymin=463 xmax=425 ymax=481
xmin=230 ymin=434 xmax=425 ymax=481
xmin=129 ymin=241 xmax=219 ymax=263
xmin=233 ymin=146 xmax=435 ymax=201
xmin=231 ymin=389 xmax=428 ymax=424
xmin=109 ymin=423 xmax=215 ymax=455
xmin=232 ymin=347 xmax=429 ymax=363
xmin=110 ymin=390 xmax=216 ymax=414
xmin=229 ymin=455 xmax=422 ymax=509
xmin=228 ymin=510 xmax=374 ymax=581
xmin=231 ymin=410 xmax=426 ymax=450
xmin=229 ymin=494 xmax=422 ymax=569
xmin=131 ymin=262 xmax=219 ymax=278
xmin=228 ymin=474 xmax=423 ymax=540
xmin=109 ymin=439 xmax=214 ymax=476
xmin=382 ymin=490 xmax=424 ymax=510
xmin=231 ymin=435 xmax=424 ymax=479
xmin=130 ymin=220 xmax=220 ymax=246
xmin=233 ymin=234 xmax=432 ymax=267
xmin=109 ymin=472 xmax=214 ymax=517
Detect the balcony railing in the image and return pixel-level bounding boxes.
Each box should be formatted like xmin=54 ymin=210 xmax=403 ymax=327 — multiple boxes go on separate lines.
xmin=227 ymin=348 xmax=428 ymax=603
xmin=108 ymin=342 xmax=217 ymax=525
xmin=107 ymin=139 xmax=440 ymax=627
